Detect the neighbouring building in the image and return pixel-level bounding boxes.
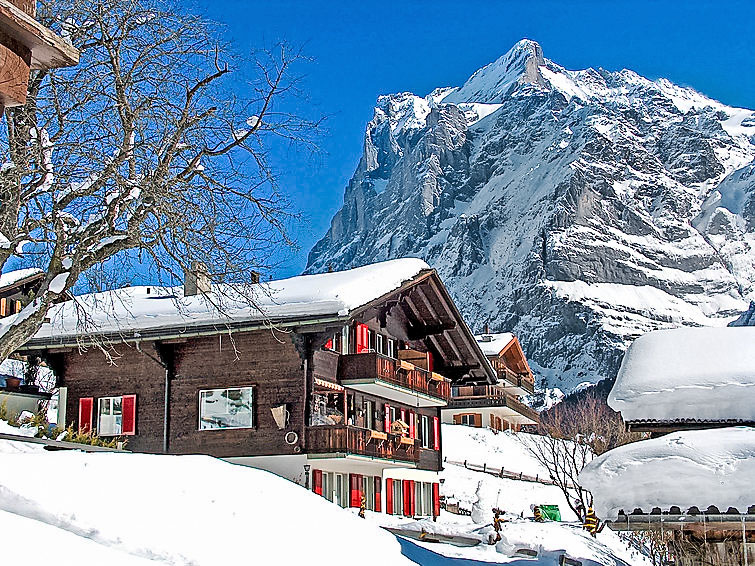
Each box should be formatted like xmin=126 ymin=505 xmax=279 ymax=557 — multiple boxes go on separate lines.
xmin=16 ymin=259 xmax=497 ymax=518
xmin=0 ymin=268 xmax=50 ymax=416
xmin=582 ymin=327 xmax=755 ymax=566
xmin=442 ymin=332 xmax=538 ymax=431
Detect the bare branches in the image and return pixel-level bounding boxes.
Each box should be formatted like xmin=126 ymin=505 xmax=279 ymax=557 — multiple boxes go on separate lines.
xmin=0 ymin=0 xmax=321 ymax=361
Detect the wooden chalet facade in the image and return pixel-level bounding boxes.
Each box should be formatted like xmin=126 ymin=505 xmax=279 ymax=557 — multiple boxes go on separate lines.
xmin=442 ymin=332 xmax=538 ymax=431
xmin=17 ymin=259 xmax=496 ymax=518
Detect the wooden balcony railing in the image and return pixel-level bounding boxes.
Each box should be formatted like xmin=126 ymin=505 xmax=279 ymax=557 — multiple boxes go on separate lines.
xmin=490 ymin=362 xmax=535 ymax=394
xmin=448 ymin=388 xmax=539 ymax=423
xmin=305 ymin=425 xmax=420 ymax=464
xmin=338 ymin=352 xmax=451 ymax=402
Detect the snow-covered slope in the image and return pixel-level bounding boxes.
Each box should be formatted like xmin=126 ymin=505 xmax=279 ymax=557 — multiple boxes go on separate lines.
xmin=307 ymin=39 xmax=755 ymax=392
xmin=0 ymin=435 xmax=412 ymax=566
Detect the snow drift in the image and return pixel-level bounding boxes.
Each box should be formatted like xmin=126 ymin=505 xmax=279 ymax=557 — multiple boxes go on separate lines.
xmin=580 ymin=427 xmax=755 ymax=520
xmin=609 ymin=327 xmax=755 ymax=422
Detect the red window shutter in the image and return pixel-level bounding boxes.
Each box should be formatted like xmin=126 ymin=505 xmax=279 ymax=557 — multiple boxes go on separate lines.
xmin=313 ymin=469 xmax=323 ymax=496
xmin=374 ymin=476 xmax=382 ymax=512
xmin=325 ymin=338 xmax=333 ymax=350
xmin=409 ymin=412 xmax=415 ymax=438
xmin=410 ymin=480 xmax=416 ymax=517
xmin=385 ymin=478 xmax=393 ymax=514
xmin=349 ymin=473 xmax=362 ymax=508
xmin=432 ymin=483 xmax=440 ymax=517
xmin=433 ymin=416 xmax=440 ymax=450
xmin=384 ymin=403 xmax=390 ymax=432
xmin=356 ymin=323 xmax=369 ymax=353
xmin=403 ymin=480 xmax=412 ymax=517
xmin=121 ymin=394 xmax=137 ymax=435
xmin=78 ymin=397 xmax=93 ymax=433
xmin=427 ymin=351 xmax=434 ymax=372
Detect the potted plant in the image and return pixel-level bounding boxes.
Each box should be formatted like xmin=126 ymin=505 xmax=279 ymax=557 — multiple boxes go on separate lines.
xmin=4 ymin=376 xmax=21 ymax=390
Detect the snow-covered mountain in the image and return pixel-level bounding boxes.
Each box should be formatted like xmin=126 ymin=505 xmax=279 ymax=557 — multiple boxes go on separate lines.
xmin=307 ymin=39 xmax=755 ymax=392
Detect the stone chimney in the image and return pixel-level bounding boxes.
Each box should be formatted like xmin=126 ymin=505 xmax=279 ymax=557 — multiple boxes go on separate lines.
xmin=184 ymin=262 xmax=211 ymax=296
xmin=250 ymin=270 xmax=260 ymax=284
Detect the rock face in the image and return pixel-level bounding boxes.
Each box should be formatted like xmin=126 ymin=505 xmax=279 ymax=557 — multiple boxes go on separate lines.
xmin=307 ymin=39 xmax=755 ymax=393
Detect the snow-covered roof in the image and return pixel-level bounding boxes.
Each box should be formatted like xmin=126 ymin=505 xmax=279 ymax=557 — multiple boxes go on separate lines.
xmin=608 ymin=327 xmax=755 ymax=423
xmin=475 ymin=333 xmax=514 ymax=356
xmin=580 ymin=427 xmax=755 ymax=520
xmin=28 ymin=258 xmax=431 ymax=344
xmin=0 ymin=268 xmax=43 ymax=292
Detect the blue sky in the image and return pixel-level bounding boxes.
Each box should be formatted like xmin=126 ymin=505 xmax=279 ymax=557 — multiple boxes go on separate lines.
xmin=202 ymin=0 xmax=755 ymax=278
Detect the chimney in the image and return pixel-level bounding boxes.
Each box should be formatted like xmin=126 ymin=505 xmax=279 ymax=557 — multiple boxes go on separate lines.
xmin=184 ymin=262 xmax=211 ymax=296
xmin=250 ymin=270 xmax=260 ymax=284
xmin=484 ymin=322 xmax=490 ymax=334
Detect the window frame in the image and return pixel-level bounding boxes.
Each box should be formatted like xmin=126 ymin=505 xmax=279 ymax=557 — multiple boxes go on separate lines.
xmin=198 ymin=386 xmax=255 ymax=431
xmin=420 ymin=415 xmax=430 ymax=448
xmin=97 ymin=395 xmax=123 ymax=436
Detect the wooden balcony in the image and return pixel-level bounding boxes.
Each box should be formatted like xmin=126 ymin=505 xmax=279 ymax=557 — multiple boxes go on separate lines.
xmin=338 ymin=352 xmax=450 ymax=407
xmin=305 ymin=425 xmax=420 ymax=465
xmin=449 ymin=386 xmax=539 ymax=424
xmin=491 ymin=361 xmax=535 ymax=395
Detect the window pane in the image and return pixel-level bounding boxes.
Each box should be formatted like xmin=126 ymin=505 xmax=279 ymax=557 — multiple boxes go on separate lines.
xmin=200 ymin=387 xmax=254 ymax=430
xmin=98 ymin=396 xmax=122 ymax=436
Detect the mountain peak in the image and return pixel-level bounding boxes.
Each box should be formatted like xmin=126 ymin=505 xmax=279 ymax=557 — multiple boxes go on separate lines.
xmin=444 ymin=39 xmax=546 ymax=104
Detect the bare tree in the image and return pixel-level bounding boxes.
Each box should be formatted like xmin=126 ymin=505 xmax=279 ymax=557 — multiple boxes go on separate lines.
xmin=0 ymin=0 xmax=321 ymax=362
xmin=520 ymin=391 xmax=642 ymax=522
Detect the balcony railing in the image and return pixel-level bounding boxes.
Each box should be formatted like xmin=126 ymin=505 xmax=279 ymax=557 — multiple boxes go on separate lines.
xmin=448 ymin=387 xmax=539 ymax=423
xmin=338 ymin=352 xmax=451 ymax=403
xmin=491 ymin=362 xmax=535 ymax=394
xmin=305 ymin=425 xmax=420 ymax=464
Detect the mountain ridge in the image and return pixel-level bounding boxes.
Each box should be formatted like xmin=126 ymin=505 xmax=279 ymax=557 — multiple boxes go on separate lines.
xmin=306 ymin=39 xmax=755 ymax=394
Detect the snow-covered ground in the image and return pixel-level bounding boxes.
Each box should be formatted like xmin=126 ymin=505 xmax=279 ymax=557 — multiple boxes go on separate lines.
xmin=0 ymin=424 xmax=412 ymax=566
xmin=0 ymin=420 xmax=652 ymax=565
xmin=369 ymin=425 xmax=652 ymax=565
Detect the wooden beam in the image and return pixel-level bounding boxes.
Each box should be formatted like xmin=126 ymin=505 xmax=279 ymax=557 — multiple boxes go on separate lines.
xmin=0 ymin=28 xmax=30 ymax=106
xmin=0 ymin=0 xmax=79 ymax=70
xmin=406 ymin=322 xmax=457 ymax=341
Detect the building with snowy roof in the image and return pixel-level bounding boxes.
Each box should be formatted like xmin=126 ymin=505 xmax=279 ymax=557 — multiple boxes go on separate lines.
xmin=442 ymin=331 xmax=538 ymax=431
xmin=14 ymin=258 xmax=496 ymax=519
xmin=581 ymin=327 xmax=755 ymax=566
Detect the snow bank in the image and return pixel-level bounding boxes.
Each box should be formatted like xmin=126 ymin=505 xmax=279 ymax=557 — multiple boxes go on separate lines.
xmin=580 ymin=427 xmax=755 ymax=520
xmin=609 ymin=327 xmax=755 ymax=422
xmin=475 ymin=332 xmax=514 ymax=356
xmin=32 ymin=258 xmax=430 ymax=342
xmin=0 ymin=449 xmax=412 ymax=565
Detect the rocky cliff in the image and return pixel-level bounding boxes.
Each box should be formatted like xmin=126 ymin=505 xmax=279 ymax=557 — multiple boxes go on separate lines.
xmin=307 ymin=40 xmax=755 ymax=393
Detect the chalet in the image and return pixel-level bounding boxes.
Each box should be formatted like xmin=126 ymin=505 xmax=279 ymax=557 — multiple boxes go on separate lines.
xmin=0 ymin=268 xmax=50 ymax=415
xmin=0 ymin=0 xmax=79 ymax=112
xmin=582 ymin=327 xmax=755 ymax=566
xmin=16 ymin=259 xmax=496 ymax=518
xmin=443 ymin=332 xmax=538 ymax=431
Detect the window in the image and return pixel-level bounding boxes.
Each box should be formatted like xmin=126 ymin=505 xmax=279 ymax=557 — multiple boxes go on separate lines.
xmin=368 ymin=329 xmax=376 ymax=352
xmin=334 ymin=473 xmax=347 ymax=508
xmin=199 ymin=387 xmax=254 ymax=430
xmin=387 ymin=338 xmax=396 ymax=358
xmin=392 ymin=479 xmax=403 ymax=514
xmin=376 ymin=334 xmax=385 ymax=355
xmin=389 ymin=406 xmax=398 ymax=426
xmin=420 ymin=415 xmax=430 ymax=448
xmin=460 ymin=413 xmax=476 ymax=427
xmin=341 ymin=325 xmax=351 ymax=354
xmin=362 ymin=476 xmax=375 ymax=511
xmin=98 ymin=396 xmax=122 ymax=436
xmin=364 ymin=400 xmax=374 ymax=430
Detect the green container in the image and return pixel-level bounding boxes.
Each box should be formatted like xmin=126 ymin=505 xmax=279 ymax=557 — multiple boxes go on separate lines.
xmin=539 ymin=505 xmax=561 ymax=521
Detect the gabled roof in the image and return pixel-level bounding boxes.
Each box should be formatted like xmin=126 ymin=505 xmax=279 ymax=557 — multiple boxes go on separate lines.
xmin=19 ymin=258 xmax=496 ymax=382
xmin=609 ymin=327 xmax=755 ymax=423
xmin=475 ymin=333 xmax=514 ymax=356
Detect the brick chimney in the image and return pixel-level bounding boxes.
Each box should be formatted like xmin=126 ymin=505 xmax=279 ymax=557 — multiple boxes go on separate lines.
xmin=184 ymin=262 xmax=211 ymax=296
